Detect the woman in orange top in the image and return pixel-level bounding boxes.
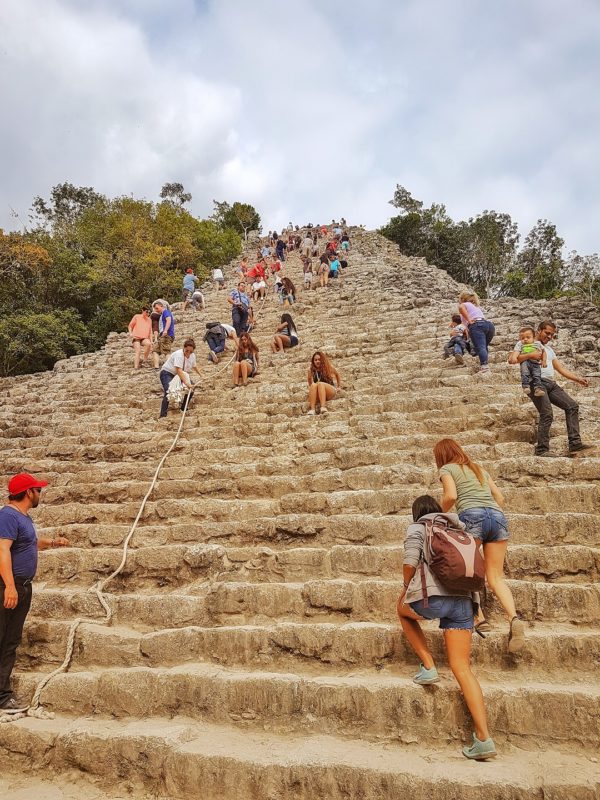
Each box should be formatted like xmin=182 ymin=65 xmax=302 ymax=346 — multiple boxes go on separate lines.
xmin=127 ymin=306 xmax=153 ymax=369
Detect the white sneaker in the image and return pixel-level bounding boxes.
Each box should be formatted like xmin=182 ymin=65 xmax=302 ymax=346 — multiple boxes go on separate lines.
xmin=307 ymin=409 xmax=316 ymax=416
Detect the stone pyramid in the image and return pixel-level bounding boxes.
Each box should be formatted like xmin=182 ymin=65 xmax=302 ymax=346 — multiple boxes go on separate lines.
xmin=1 ymin=229 xmax=599 ymax=798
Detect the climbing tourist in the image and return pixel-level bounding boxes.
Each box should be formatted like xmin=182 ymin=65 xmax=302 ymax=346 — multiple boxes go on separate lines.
xmin=318 ymin=254 xmax=330 ymax=287
xmin=275 ymin=236 xmax=286 ymax=262
xmin=433 ymin=438 xmax=525 ymax=652
xmin=271 ymin=313 xmax=299 ymax=353
xmin=397 ymin=494 xmax=496 ymax=761
xmin=228 ymin=280 xmax=250 ymax=336
xmin=511 ymin=326 xmax=547 ymax=396
xmin=280 ymin=277 xmax=296 ymax=307
xmin=150 ymin=307 xmax=160 ymax=344
xmin=232 ymin=332 xmax=259 ymax=387
xmin=508 ymin=321 xmax=594 ymax=457
xmin=269 ymin=256 xmax=282 ymax=276
xmin=328 ymin=256 xmax=341 ymax=280
xmin=302 ymin=256 xmax=314 ymax=289
xmin=458 ymin=292 xmax=495 ymax=373
xmin=204 ymin=321 xmax=237 ymax=363
xmin=127 ymin=305 xmax=152 ymax=369
xmin=152 ymin=300 xmax=175 ymax=368
xmin=238 ymin=256 xmax=249 ymax=278
xmin=158 ymin=338 xmax=201 ymax=418
xmin=341 ymin=231 xmax=350 ymax=253
xmin=307 ymin=351 xmax=341 ymax=415
xmin=0 ymin=473 xmax=69 ymax=714
xmin=252 ymin=275 xmax=267 ymax=301
xmin=213 ymin=265 xmax=226 ymax=290
xmin=443 ymin=314 xmax=468 ymax=366
xmin=302 ymin=232 xmax=313 ymax=257
xmin=190 ymin=290 xmax=205 ymax=311
xmin=182 ymin=268 xmax=199 ymax=309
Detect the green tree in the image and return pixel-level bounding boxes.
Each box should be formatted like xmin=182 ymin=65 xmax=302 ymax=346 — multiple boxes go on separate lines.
xmin=212 ymin=200 xmax=261 ymax=240
xmin=0 ymin=309 xmax=87 ymax=376
xmin=159 ymin=182 xmax=192 ymax=206
xmin=503 ymin=219 xmax=565 ymax=298
xmin=31 ymin=182 xmax=103 ymax=231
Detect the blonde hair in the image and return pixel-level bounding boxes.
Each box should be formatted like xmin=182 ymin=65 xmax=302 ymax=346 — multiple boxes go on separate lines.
xmin=459 ymin=291 xmax=479 ymax=305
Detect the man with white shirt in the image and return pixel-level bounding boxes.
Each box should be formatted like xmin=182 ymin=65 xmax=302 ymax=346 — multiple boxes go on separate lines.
xmin=508 ymin=320 xmax=593 ymax=457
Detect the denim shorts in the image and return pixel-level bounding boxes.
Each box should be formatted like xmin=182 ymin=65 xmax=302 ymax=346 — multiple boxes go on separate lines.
xmin=410 ymin=596 xmax=474 ymax=630
xmin=459 ymin=507 xmax=509 ymax=543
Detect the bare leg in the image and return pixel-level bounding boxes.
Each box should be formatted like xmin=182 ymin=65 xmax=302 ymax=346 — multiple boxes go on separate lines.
xmin=444 ymin=629 xmax=490 ymax=741
xmin=308 ymin=383 xmax=319 ymax=411
xmin=397 ymin=600 xmax=435 ymax=669
xmin=483 ymin=541 xmax=517 ymax=620
xmin=132 ymin=340 xmax=141 ymax=369
xmin=142 ymin=339 xmax=152 ymax=363
xmin=318 ymin=383 xmax=336 ymax=410
xmin=232 ymin=363 xmax=240 ymax=386
xmin=241 ymin=361 xmax=250 ymax=385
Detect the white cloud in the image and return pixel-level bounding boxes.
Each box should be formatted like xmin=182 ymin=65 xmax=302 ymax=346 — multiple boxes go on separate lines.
xmin=0 ymin=0 xmax=599 ymax=253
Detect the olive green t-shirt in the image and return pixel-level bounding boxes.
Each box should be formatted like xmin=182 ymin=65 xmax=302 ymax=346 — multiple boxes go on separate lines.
xmin=439 ymin=463 xmax=500 ymax=513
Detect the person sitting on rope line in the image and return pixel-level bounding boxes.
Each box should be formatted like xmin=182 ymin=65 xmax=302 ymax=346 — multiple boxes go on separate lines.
xmin=0 ymin=473 xmax=69 ymax=715
xmin=271 ymin=313 xmax=299 ymax=353
xmin=232 ymin=332 xmax=259 ymax=387
xmin=307 ymin=351 xmax=341 ymax=415
xmin=158 ymin=338 xmax=201 ymax=418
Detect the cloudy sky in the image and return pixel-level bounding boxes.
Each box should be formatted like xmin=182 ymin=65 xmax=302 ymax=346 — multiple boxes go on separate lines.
xmin=1 ymin=0 xmax=599 ymax=253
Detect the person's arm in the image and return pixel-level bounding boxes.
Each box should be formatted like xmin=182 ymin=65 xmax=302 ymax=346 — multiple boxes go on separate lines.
xmin=307 ymin=368 xmax=314 ymax=386
xmin=487 ymin=476 xmax=505 ymax=508
xmin=38 ymin=537 xmax=70 ymax=550
xmin=457 ymin=304 xmax=473 ymax=325
xmin=175 ymin=367 xmax=193 ymax=389
xmin=440 ymin=473 xmax=457 ymax=512
xmin=333 ymin=368 xmax=342 ymax=389
xmin=275 ymin=323 xmax=285 ymax=332
xmin=162 ymin=316 xmax=172 ymax=337
xmin=227 ymin=294 xmax=235 ymax=306
xmin=508 ymin=349 xmax=543 ymax=365
xmin=128 ymin=318 xmax=135 ymax=335
xmin=0 ymin=539 xmax=17 ymax=609
xmin=553 ymin=358 xmax=590 ymax=387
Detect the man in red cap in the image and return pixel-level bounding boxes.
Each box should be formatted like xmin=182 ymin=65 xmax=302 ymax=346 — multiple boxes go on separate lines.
xmin=0 ymin=473 xmax=69 ymax=714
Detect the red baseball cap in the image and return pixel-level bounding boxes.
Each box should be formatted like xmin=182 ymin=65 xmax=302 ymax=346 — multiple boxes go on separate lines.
xmin=8 ymin=473 xmax=49 ymax=494
xmin=186 ymin=268 xmax=193 ymax=273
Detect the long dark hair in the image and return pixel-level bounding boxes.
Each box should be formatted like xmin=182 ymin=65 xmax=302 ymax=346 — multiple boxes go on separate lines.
xmin=281 ymin=277 xmax=295 ymax=295
xmin=281 ymin=313 xmax=297 ymax=338
xmin=411 ymin=495 xmax=442 ymax=522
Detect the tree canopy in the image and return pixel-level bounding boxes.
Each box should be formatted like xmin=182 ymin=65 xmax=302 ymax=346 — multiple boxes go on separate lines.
xmin=0 ymin=182 xmax=244 ymax=376
xmin=380 ymin=184 xmax=599 ymax=305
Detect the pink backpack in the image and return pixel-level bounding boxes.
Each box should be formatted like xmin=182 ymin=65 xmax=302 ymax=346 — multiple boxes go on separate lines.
xmin=420 ymin=515 xmax=485 ymax=604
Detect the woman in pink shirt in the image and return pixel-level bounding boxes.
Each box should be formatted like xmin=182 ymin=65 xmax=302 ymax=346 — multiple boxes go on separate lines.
xmin=458 ymin=292 xmax=495 ymax=373
xmin=127 ymin=306 xmax=153 ymax=369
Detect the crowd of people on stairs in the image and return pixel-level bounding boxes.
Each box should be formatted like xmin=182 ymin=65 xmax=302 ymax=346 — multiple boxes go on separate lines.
xmin=1 ymin=220 xmax=596 ymax=766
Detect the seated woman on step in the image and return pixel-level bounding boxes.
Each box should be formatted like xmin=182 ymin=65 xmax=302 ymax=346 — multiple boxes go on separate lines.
xmin=306 ymin=351 xmax=341 ymax=415
xmin=232 ymin=332 xmax=259 ymax=387
xmin=271 ymin=313 xmax=299 ymax=353
xmin=397 ymin=494 xmax=497 ymax=761
xmin=433 ymin=437 xmax=525 ymax=653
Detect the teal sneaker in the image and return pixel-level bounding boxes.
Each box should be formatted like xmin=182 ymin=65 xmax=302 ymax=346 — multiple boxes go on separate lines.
xmin=462 ymin=733 xmax=497 ymax=760
xmin=413 ymin=664 xmax=440 ymax=685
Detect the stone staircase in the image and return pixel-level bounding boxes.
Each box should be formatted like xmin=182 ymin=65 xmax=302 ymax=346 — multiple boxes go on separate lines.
xmin=1 ymin=229 xmax=599 ymax=799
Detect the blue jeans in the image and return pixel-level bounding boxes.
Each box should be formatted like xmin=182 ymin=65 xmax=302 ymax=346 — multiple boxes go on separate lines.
xmin=444 ymin=335 xmax=467 ymax=358
xmin=468 ymin=319 xmax=495 ymax=366
xmin=520 ymin=359 xmax=542 ymax=389
xmin=232 ymin=307 xmax=248 ymax=336
xmin=206 ymin=335 xmax=226 ymax=359
xmin=159 ymin=371 xmax=174 ymax=417
xmin=458 ymin=507 xmax=509 ymax=543
xmin=410 ymin=596 xmax=474 ymax=630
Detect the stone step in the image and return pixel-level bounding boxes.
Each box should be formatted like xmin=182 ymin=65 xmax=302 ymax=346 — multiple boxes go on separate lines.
xmin=34 ymin=543 xmax=600 ymax=587
xmin=18 ymin=619 xmax=600 ymax=677
xmin=28 ymin=578 xmax=600 ymax=627
xmin=37 ymin=510 xmax=600 ymax=549
xmin=1 ymin=715 xmax=597 ymax=800
xmin=13 ymin=664 xmax=600 ymax=749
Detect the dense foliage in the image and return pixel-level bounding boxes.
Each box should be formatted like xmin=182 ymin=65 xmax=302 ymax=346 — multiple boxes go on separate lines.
xmin=380 ymin=184 xmax=600 ymax=304
xmin=0 ymin=182 xmax=251 ymax=376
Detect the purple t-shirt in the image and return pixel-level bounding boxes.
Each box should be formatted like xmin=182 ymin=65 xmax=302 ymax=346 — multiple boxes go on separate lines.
xmin=0 ymin=505 xmax=38 ymax=579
